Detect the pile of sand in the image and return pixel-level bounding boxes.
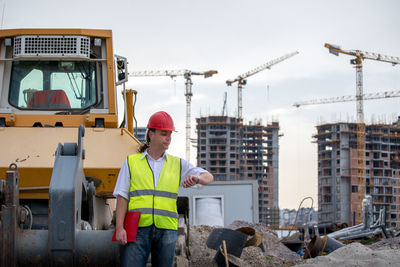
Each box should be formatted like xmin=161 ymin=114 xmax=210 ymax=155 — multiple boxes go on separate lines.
xmin=294 ymin=242 xmax=400 ymax=267
xmin=188 ymin=221 xmax=301 ymax=267
xmin=187 ymin=221 xmax=400 ymax=267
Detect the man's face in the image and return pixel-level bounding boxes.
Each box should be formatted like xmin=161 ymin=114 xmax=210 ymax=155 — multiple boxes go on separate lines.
xmin=150 ymin=129 xmax=172 ymax=150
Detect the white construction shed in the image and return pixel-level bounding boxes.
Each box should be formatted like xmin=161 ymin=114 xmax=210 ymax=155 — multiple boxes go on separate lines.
xmin=178 ymin=180 xmax=259 ymax=227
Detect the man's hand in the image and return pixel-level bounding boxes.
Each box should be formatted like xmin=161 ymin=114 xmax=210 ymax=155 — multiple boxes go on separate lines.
xmin=116 ymin=227 xmax=127 ymax=245
xmin=115 ymin=195 xmax=128 ymax=245
xmin=182 ymin=175 xmax=199 ymax=188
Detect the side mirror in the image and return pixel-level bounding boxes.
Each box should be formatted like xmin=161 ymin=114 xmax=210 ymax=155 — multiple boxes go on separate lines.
xmin=114 ymin=55 xmax=128 ymax=85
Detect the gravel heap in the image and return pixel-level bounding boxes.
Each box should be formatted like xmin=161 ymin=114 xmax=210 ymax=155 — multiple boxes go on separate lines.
xmin=188 ymin=221 xmax=301 ymax=267
xmin=187 ymin=221 xmax=400 ymax=267
xmin=294 ymin=241 xmax=400 ymax=267
xmin=365 ymin=235 xmax=400 ymax=251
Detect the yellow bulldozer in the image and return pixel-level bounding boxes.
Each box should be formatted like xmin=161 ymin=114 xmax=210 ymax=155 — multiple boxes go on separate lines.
xmin=0 ymin=28 xmax=189 ymax=266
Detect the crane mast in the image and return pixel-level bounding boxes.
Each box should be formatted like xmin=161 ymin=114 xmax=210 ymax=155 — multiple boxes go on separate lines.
xmin=221 ymin=91 xmax=227 ymax=116
xmin=226 ymin=51 xmax=299 ymax=118
xmin=130 ymin=69 xmax=217 ymax=162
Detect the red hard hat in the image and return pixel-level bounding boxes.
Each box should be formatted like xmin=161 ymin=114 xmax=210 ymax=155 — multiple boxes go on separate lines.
xmin=147 ymin=111 xmax=175 ymax=131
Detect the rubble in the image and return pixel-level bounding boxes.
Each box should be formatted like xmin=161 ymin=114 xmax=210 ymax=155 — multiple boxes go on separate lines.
xmin=228 ymin=221 xmax=301 ymax=264
xmin=187 ymin=221 xmax=400 ymax=267
xmin=365 ymin=235 xmax=400 ymax=250
xmin=188 ymin=221 xmax=301 ymax=267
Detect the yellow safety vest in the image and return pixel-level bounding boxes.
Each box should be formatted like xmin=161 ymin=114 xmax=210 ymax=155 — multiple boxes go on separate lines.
xmin=127 ymin=153 xmax=181 ymax=230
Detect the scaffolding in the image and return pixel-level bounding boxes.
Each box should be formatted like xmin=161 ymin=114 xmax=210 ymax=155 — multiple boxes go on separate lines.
xmin=196 ymin=115 xmax=280 ymax=225
xmin=315 ymin=118 xmax=400 ymax=228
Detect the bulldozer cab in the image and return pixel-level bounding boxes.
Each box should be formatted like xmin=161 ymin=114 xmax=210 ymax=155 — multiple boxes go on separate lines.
xmin=0 ymin=29 xmax=119 ymax=128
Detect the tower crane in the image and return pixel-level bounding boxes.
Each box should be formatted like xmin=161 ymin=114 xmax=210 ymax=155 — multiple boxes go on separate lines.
xmin=325 ymin=43 xmax=400 ymax=125
xmin=299 ymin=43 xmax=400 ymax=224
xmin=293 ymin=90 xmax=400 ymax=107
xmin=226 ymin=51 xmax=299 ymax=119
xmin=130 ymin=69 xmax=217 ymax=162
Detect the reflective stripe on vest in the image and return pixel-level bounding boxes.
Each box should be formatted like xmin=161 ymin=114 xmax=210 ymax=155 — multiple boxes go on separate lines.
xmin=127 ymin=153 xmax=181 ymax=230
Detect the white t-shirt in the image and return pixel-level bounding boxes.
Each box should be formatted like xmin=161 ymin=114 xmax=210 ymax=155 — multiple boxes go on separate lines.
xmin=113 ymin=150 xmax=207 ymax=199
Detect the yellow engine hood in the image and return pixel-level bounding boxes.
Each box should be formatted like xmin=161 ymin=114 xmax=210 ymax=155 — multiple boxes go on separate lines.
xmin=0 ymin=127 xmax=140 ymax=198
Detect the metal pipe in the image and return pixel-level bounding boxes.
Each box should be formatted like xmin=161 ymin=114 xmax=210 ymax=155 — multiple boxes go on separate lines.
xmin=327 ymin=224 xmax=365 ymax=239
xmin=329 ymin=228 xmax=364 ymax=240
xmin=338 ymin=228 xmax=382 ymax=241
xmin=362 ymin=198 xmax=369 ymax=230
xmin=123 ymin=89 xmax=136 ymax=135
xmin=2 ymin=164 xmax=19 ymax=267
xmin=328 ymin=198 xmax=388 ymax=241
xmin=123 ymin=83 xmax=127 ymax=130
xmin=372 ymin=208 xmax=383 ymax=227
xmin=332 ymin=224 xmax=385 ymax=241
xmin=362 ymin=195 xmax=373 ymax=230
xmin=133 ymin=91 xmax=138 ymax=137
xmin=16 ymin=230 xmax=121 ymax=266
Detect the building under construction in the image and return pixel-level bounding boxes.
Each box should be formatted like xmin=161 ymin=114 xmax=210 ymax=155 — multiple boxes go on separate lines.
xmin=314 ymin=119 xmax=400 ymax=228
xmin=136 ymin=126 xmax=147 ymax=143
xmin=196 ymin=115 xmax=280 ymax=225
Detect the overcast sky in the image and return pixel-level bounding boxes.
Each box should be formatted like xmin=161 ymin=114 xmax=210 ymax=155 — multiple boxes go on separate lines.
xmin=4 ymin=0 xmax=400 ymax=209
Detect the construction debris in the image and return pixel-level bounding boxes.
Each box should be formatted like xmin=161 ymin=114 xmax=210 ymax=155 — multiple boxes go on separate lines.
xmin=206 ymin=227 xmax=248 ymax=266
xmin=365 ymin=234 xmax=400 ymax=250
xmin=326 ymin=195 xmax=392 ymax=241
xmin=188 ymin=220 xmax=400 ymax=266
xmin=189 ymin=221 xmax=302 ymax=267
xmin=303 ymin=235 xmax=344 ymax=259
xmin=228 ymin=221 xmax=301 ymax=263
xmin=283 ymin=194 xmax=395 ymax=261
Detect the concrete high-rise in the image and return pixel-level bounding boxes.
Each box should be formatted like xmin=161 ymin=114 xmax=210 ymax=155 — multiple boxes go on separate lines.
xmin=314 ymin=119 xmax=400 ymax=228
xmin=135 ymin=127 xmax=147 ymax=143
xmin=196 ymin=115 xmax=280 ymax=225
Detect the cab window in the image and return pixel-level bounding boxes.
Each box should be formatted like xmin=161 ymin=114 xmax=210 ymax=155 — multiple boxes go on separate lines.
xmin=9 ymin=61 xmax=97 ymax=110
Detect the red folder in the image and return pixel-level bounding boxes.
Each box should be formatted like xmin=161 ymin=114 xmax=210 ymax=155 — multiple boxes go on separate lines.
xmin=112 ymin=211 xmax=141 ymax=242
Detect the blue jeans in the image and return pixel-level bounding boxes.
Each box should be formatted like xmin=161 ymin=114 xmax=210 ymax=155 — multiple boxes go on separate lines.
xmin=122 ymin=226 xmax=178 ymax=267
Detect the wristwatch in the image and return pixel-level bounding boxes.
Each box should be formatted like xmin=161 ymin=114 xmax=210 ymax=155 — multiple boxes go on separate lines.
xmin=196 ymin=177 xmax=201 ymax=184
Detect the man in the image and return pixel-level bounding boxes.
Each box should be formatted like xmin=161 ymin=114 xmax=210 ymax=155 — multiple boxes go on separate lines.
xmin=113 ymin=111 xmax=213 ymax=267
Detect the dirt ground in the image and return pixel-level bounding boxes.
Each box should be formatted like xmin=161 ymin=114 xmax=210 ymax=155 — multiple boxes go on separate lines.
xmin=295 ymin=239 xmax=400 ymax=267
xmin=188 ymin=221 xmax=400 ymax=267
xmin=189 ymin=221 xmax=301 ymax=267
